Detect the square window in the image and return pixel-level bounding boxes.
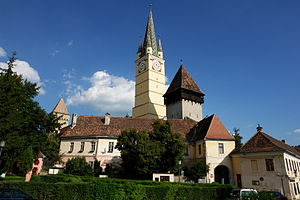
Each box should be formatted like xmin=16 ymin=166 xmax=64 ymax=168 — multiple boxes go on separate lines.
xmin=265 ymin=159 xmax=274 ymax=171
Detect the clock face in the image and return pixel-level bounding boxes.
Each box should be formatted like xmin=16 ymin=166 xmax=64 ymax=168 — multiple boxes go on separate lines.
xmin=152 ymin=61 xmax=161 ymax=71
xmin=138 ymin=61 xmax=146 ymax=72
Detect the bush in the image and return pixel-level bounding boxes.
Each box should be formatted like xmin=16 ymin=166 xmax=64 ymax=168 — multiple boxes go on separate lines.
xmin=65 ymin=157 xmax=93 ymax=176
xmin=0 ymin=177 xmax=233 ymax=200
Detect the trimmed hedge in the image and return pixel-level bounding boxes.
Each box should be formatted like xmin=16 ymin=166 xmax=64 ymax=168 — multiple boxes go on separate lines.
xmin=0 ymin=175 xmax=233 ymax=200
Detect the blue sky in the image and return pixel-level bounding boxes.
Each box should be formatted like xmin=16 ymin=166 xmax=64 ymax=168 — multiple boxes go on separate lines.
xmin=0 ymin=0 xmax=299 ymax=145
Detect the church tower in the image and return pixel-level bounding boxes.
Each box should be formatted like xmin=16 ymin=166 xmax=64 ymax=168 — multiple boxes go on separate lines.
xmin=52 ymin=98 xmax=70 ymax=128
xmin=132 ymin=9 xmax=166 ymax=119
xmin=164 ymin=65 xmax=205 ymax=121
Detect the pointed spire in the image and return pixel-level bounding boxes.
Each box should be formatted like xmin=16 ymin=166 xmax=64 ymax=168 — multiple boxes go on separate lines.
xmin=142 ymin=9 xmax=158 ymax=56
xmin=52 ymin=98 xmax=69 ymax=114
xmin=157 ymin=39 xmax=163 ymax=52
xmin=137 ymin=40 xmax=143 ymax=53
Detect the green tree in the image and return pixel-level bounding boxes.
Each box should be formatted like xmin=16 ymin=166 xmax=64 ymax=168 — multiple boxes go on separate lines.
xmin=116 ymin=121 xmax=185 ymax=179
xmin=0 ymin=53 xmax=60 ymax=175
xmin=149 ymin=121 xmax=185 ymax=173
xmin=184 ymin=160 xmax=209 ymax=183
xmin=233 ymin=128 xmax=243 ymax=150
xmin=65 ymin=157 xmax=94 ymax=176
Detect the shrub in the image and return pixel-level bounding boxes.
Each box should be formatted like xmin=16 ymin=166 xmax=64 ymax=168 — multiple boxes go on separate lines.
xmin=65 ymin=157 xmax=93 ymax=176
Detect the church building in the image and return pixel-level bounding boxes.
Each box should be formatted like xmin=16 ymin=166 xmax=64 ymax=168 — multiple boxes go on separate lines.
xmin=57 ymin=9 xmax=236 ymax=185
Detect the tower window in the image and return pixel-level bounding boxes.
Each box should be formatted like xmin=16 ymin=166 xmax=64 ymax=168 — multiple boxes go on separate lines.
xmin=198 ymin=144 xmax=201 ymax=155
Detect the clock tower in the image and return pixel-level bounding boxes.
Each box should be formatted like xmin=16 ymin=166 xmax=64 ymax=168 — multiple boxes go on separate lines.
xmin=132 ymin=9 xmax=166 ymax=119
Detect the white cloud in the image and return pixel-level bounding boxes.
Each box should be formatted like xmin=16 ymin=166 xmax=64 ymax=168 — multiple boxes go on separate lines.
xmin=66 ymin=71 xmax=135 ymax=115
xmin=68 ymin=40 xmax=73 ymax=46
xmin=0 ymin=47 xmax=7 ymax=57
xmin=0 ymin=59 xmax=45 ymax=94
xmin=293 ymin=129 xmax=300 ymax=134
xmin=50 ymin=50 xmax=60 ymax=56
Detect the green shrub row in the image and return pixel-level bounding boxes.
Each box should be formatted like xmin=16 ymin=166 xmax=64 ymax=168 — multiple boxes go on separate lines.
xmin=0 ymin=180 xmax=233 ymax=200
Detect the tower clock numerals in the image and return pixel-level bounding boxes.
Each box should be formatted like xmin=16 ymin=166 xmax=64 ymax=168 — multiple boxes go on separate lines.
xmin=138 ymin=61 xmax=146 ymax=72
xmin=152 ymin=60 xmax=161 ymax=71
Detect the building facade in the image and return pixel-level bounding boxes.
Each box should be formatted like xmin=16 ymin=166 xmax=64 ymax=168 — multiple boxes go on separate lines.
xmin=231 ymin=126 xmax=300 ymax=200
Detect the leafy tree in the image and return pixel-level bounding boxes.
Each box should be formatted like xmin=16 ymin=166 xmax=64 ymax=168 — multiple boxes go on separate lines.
xmin=184 ymin=160 xmax=209 ymax=183
xmin=116 ymin=121 xmax=185 ymax=179
xmin=150 ymin=121 xmax=185 ymax=173
xmin=65 ymin=157 xmax=94 ymax=176
xmin=0 ymin=53 xmax=60 ymax=174
xmin=233 ymin=128 xmax=243 ymax=150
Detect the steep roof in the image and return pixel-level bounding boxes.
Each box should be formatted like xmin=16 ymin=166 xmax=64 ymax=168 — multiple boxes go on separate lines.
xmin=237 ymin=131 xmax=300 ymax=157
xmin=52 ymin=98 xmax=69 ymax=115
xmin=142 ymin=9 xmax=158 ymax=56
xmin=187 ymin=114 xmax=234 ymax=142
xmin=60 ymin=116 xmax=197 ymax=138
xmin=164 ymin=65 xmax=205 ymax=97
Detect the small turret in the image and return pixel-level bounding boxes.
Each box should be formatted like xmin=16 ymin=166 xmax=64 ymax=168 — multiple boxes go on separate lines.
xmin=157 ymin=39 xmax=163 ymax=58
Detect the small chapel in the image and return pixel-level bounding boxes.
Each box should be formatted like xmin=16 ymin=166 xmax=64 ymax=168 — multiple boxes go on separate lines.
xmin=55 ymin=9 xmax=237 ymax=184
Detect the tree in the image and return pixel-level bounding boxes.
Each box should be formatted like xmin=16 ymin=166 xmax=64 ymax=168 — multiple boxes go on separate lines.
xmin=65 ymin=157 xmax=94 ymax=176
xmin=233 ymin=128 xmax=243 ymax=151
xmin=184 ymin=160 xmax=209 ymax=183
xmin=149 ymin=121 xmax=186 ymax=173
xmin=116 ymin=121 xmax=185 ymax=179
xmin=0 ymin=53 xmax=60 ymax=175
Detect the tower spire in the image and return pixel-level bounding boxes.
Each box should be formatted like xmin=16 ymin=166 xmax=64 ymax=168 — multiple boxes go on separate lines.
xmin=142 ymin=9 xmax=158 ymax=56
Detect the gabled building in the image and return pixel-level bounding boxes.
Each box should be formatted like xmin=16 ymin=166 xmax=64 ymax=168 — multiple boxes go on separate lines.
xmin=186 ymin=114 xmax=235 ymax=183
xmin=231 ymin=126 xmax=300 ymax=199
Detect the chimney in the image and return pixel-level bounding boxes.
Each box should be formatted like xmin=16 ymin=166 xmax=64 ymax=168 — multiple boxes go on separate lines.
xmin=104 ymin=113 xmax=110 ymax=125
xmin=256 ymin=124 xmax=263 ymax=132
xmin=281 ymin=140 xmax=285 ymax=144
xmin=71 ymin=113 xmax=77 ymax=128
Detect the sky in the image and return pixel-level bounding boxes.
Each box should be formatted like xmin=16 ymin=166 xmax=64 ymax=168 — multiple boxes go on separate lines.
xmin=0 ymin=0 xmax=299 ymax=145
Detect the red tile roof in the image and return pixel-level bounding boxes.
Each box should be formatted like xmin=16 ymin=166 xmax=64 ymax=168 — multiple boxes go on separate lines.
xmin=164 ymin=65 xmax=205 ymax=96
xmin=60 ymin=116 xmax=197 ymax=138
xmin=237 ymin=131 xmax=300 ymax=157
xmin=187 ymin=114 xmax=234 ymax=141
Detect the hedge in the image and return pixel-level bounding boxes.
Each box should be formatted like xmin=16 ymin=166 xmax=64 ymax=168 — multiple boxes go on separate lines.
xmin=0 ymin=175 xmax=233 ymax=200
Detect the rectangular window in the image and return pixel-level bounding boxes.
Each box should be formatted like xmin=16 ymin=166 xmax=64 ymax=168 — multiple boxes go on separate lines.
xmin=184 ymin=146 xmax=189 ymax=155
xmin=218 ymin=143 xmax=224 ymax=154
xmin=68 ymin=142 xmax=74 ymax=153
xmin=265 ymin=159 xmax=274 ymax=171
xmin=198 ymin=144 xmax=202 ymax=155
xmin=285 ymin=159 xmax=289 ymax=171
xmin=108 ymin=142 xmax=114 ymax=153
xmin=79 ymin=142 xmax=85 ymax=153
xmin=251 ymin=160 xmax=258 ymax=172
xmin=90 ymin=141 xmax=96 ymax=153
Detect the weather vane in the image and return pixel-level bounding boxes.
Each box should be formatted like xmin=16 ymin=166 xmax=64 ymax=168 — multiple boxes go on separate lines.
xmin=149 ymin=3 xmax=152 ymax=9
xmin=180 ymin=59 xmax=183 ymax=65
